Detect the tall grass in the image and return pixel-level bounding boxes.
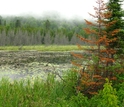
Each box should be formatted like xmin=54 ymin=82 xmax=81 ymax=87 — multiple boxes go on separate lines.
xmin=0 ymin=69 xmax=123 ymax=107
xmin=0 ymin=70 xmax=78 ymax=107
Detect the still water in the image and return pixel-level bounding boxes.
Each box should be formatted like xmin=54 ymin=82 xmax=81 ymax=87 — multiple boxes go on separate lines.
xmin=0 ymin=50 xmax=80 ymax=81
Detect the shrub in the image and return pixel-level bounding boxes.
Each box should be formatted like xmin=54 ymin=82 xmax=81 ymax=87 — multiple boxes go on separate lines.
xmin=89 ymin=78 xmax=119 ymax=107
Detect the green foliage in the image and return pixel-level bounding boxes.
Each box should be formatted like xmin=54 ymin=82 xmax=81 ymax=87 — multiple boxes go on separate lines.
xmin=106 ymin=0 xmax=124 ymax=54
xmin=0 ymin=70 xmax=77 ymax=106
xmin=89 ymin=79 xmax=119 ymax=107
xmin=0 ymin=70 xmax=123 ymax=106
xmin=99 ymin=79 xmax=119 ymax=107
xmin=69 ymin=93 xmax=89 ymax=107
xmin=116 ymin=82 xmax=124 ymax=107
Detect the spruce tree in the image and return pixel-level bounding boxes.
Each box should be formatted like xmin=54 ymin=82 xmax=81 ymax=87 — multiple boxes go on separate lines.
xmin=15 ymin=19 xmax=21 ymax=28
xmin=106 ymin=0 xmax=124 ymax=54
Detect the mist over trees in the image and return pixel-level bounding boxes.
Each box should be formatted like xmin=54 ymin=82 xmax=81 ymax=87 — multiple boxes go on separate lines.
xmin=0 ymin=16 xmax=90 ymax=46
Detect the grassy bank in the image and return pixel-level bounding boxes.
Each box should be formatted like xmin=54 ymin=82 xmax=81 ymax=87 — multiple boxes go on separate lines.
xmin=0 ymin=45 xmax=98 ymax=51
xmin=0 ymin=45 xmax=79 ymax=51
xmin=0 ymin=70 xmax=123 ymax=107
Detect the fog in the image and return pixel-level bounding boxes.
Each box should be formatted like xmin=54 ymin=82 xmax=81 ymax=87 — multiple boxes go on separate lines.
xmin=0 ymin=0 xmax=123 ymax=20
xmin=0 ymin=0 xmax=100 ymax=20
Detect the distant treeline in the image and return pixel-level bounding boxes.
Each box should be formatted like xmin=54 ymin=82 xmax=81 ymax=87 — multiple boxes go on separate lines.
xmin=0 ymin=16 xmax=94 ymax=46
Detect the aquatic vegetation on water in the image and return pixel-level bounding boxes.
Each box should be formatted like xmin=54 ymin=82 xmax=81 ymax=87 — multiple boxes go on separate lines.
xmin=0 ymin=62 xmax=72 ymax=81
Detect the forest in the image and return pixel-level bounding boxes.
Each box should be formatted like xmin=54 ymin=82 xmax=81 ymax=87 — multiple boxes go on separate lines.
xmin=0 ymin=16 xmax=91 ymax=46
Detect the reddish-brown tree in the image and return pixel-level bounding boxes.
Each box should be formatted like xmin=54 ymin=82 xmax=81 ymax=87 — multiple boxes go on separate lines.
xmin=71 ymin=0 xmax=120 ymax=97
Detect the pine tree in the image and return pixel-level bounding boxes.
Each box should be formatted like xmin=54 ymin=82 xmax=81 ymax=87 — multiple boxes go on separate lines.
xmin=106 ymin=0 xmax=124 ymax=54
xmin=15 ymin=19 xmax=21 ymax=28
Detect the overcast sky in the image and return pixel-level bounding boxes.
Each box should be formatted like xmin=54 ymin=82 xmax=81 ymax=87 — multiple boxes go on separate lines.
xmin=0 ymin=0 xmax=123 ymax=19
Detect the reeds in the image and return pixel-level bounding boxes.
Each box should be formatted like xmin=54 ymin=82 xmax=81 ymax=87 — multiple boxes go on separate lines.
xmin=0 ymin=70 xmax=77 ymax=107
xmin=0 ymin=70 xmax=123 ymax=107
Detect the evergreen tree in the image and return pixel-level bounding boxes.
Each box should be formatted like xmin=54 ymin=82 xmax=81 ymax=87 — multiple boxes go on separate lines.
xmin=4 ymin=20 xmax=6 ymax=26
xmin=15 ymin=19 xmax=21 ymax=28
xmin=106 ymin=0 xmax=124 ymax=54
xmin=44 ymin=20 xmax=50 ymax=30
xmin=0 ymin=16 xmax=2 ymax=25
xmin=71 ymin=0 xmax=120 ymax=97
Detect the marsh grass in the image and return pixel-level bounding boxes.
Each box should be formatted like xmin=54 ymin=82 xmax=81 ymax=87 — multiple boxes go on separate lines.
xmin=0 ymin=69 xmax=123 ymax=107
xmin=0 ymin=45 xmax=99 ymax=51
xmin=0 ymin=70 xmax=78 ymax=107
xmin=0 ymin=45 xmax=79 ymax=51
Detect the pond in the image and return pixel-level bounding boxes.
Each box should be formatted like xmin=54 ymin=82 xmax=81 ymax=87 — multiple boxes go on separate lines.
xmin=0 ymin=51 xmax=75 ymax=81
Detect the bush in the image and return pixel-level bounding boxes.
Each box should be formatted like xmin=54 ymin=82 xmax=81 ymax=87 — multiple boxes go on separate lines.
xmin=90 ymin=78 xmax=119 ymax=107
xmin=116 ymin=82 xmax=124 ymax=107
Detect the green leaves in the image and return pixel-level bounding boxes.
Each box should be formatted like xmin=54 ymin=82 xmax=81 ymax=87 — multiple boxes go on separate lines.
xmin=98 ymin=79 xmax=119 ymax=107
